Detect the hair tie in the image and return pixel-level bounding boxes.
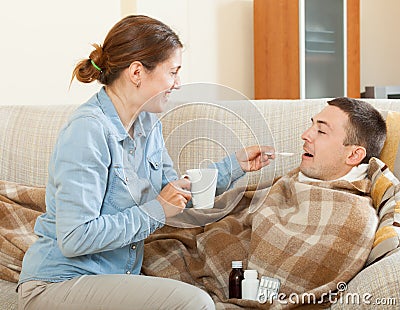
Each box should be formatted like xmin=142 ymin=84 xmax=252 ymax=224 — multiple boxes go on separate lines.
xmin=90 ymin=59 xmax=102 ymax=72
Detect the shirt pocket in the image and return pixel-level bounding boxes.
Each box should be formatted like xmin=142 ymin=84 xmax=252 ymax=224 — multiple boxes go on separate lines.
xmin=108 ymin=165 xmax=140 ymax=211
xmin=147 ymin=149 xmax=163 ymax=193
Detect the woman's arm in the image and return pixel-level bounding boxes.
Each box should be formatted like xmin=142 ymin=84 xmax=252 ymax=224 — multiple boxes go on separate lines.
xmin=213 ymin=145 xmax=274 ymax=195
xmin=52 ymin=117 xmax=165 ymax=258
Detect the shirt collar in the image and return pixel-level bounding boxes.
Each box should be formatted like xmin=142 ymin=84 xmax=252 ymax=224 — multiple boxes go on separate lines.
xmin=133 ymin=114 xmax=146 ymax=139
xmin=298 ymin=164 xmax=369 ymax=183
xmin=97 ymin=87 xmax=146 ymax=141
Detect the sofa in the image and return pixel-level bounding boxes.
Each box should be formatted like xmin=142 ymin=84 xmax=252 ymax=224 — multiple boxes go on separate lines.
xmin=1 ymin=97 xmax=400 ymax=309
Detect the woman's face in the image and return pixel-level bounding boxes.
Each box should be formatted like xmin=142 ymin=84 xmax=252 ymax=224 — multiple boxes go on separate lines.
xmin=140 ymin=48 xmax=182 ymax=113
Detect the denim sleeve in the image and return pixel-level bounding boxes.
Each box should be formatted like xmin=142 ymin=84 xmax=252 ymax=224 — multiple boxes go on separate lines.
xmin=52 ymin=117 xmax=164 ymax=258
xmin=213 ymin=153 xmax=246 ymax=196
xmin=158 ymin=122 xmax=178 ymax=187
xmin=162 ymin=147 xmax=179 ymax=187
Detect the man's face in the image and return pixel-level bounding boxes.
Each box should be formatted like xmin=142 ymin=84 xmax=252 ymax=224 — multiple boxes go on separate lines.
xmin=300 ymin=105 xmax=355 ymax=180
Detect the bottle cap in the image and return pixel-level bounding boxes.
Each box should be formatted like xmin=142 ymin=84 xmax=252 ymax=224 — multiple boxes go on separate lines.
xmin=231 ymin=260 xmax=242 ymax=268
xmin=244 ymin=269 xmax=258 ymax=279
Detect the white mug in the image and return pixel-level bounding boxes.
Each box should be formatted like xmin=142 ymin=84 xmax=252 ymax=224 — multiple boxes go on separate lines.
xmin=182 ymin=168 xmax=218 ymax=209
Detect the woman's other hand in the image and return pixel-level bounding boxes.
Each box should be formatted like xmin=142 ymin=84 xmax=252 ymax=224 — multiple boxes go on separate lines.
xmin=157 ymin=178 xmax=192 ymax=218
xmin=235 ymin=145 xmax=275 ymax=172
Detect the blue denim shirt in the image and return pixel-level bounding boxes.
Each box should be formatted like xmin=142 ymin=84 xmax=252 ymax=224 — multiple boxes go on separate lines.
xmin=19 ymin=87 xmax=245 ymax=284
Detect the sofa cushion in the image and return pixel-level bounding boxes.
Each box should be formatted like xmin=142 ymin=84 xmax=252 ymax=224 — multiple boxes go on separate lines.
xmin=379 ymin=110 xmax=400 ymax=180
xmin=0 ymin=105 xmax=77 ymax=187
xmin=161 ymin=99 xmax=328 ymax=188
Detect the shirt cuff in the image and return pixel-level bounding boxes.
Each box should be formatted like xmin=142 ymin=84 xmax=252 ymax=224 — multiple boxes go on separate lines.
xmin=226 ymin=152 xmax=246 ymax=181
xmin=140 ymin=199 xmax=166 ymax=231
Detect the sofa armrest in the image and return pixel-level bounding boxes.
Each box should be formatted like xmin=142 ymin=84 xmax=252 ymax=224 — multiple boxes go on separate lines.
xmin=331 ymin=250 xmax=400 ymax=309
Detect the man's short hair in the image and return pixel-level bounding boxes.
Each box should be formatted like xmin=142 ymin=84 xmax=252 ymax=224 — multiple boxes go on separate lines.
xmin=327 ymin=97 xmax=387 ymax=164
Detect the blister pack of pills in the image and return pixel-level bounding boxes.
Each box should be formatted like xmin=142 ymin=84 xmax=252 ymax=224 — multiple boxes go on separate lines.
xmin=256 ymin=276 xmax=281 ymax=304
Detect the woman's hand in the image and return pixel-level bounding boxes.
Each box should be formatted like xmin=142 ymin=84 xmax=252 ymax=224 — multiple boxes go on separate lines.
xmin=157 ymin=178 xmax=192 ymax=218
xmin=235 ymin=145 xmax=275 ymax=172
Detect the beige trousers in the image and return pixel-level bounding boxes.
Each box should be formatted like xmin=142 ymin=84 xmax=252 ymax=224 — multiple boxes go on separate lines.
xmin=18 ymin=274 xmax=215 ymax=310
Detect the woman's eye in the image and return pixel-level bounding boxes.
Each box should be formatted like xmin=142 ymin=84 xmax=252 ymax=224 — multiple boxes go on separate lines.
xmin=318 ymin=130 xmax=326 ymax=134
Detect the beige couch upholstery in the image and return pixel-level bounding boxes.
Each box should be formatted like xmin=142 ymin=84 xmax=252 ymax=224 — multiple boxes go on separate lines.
xmin=1 ymin=99 xmax=399 ymax=309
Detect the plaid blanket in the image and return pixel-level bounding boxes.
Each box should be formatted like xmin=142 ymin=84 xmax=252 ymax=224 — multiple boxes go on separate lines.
xmin=0 ymin=181 xmax=46 ymax=282
xmin=142 ymin=162 xmax=381 ymax=309
xmin=367 ymin=158 xmax=400 ymax=265
xmin=0 ymin=158 xmax=395 ymax=309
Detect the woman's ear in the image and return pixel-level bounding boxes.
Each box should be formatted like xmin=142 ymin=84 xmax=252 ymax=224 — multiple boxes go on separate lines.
xmin=128 ymin=61 xmax=143 ymax=87
xmin=346 ymin=146 xmax=366 ymax=166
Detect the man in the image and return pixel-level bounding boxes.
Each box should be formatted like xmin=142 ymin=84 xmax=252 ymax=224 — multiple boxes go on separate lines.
xmin=142 ymin=97 xmax=388 ymax=309
xmin=299 ymin=97 xmax=386 ymax=181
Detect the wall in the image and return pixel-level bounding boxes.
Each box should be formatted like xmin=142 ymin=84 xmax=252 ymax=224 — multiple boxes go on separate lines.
xmin=130 ymin=0 xmax=400 ymax=98
xmin=0 ymin=0 xmax=120 ymax=105
xmin=1 ymin=1 xmax=399 ymax=106
xmin=130 ymin=0 xmax=254 ymax=99
xmin=360 ymin=0 xmax=400 ymax=92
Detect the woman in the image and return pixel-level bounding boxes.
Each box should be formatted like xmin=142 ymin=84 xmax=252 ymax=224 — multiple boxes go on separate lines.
xmin=18 ymin=15 xmax=273 ymax=309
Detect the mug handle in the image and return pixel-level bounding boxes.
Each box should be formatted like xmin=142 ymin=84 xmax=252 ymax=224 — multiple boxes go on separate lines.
xmin=181 ymin=174 xmax=190 ymax=180
xmin=179 ymin=174 xmax=192 ymax=195
xmin=179 ymin=175 xmax=194 ymax=206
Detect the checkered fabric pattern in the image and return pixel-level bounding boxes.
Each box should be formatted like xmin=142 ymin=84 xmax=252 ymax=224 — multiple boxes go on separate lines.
xmin=367 ymin=158 xmax=400 ymax=265
xmin=143 ymin=167 xmax=378 ymax=309
xmin=0 ymin=180 xmax=46 ymax=282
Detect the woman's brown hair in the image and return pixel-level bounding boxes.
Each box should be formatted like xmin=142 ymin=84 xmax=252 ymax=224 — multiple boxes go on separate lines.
xmin=71 ymin=15 xmax=183 ymax=85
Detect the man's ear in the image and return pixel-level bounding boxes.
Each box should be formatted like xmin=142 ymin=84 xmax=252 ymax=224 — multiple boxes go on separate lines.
xmin=127 ymin=61 xmax=143 ymax=86
xmin=346 ymin=146 xmax=366 ymax=166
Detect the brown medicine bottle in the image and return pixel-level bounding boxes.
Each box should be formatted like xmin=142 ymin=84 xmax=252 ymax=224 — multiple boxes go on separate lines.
xmin=229 ymin=260 xmax=244 ymax=298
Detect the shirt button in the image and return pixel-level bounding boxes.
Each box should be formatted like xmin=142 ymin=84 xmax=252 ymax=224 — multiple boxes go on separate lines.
xmin=126 ymin=271 xmax=131 ymax=274
xmin=129 ymin=150 xmax=134 ymax=155
xmin=131 ymin=244 xmax=136 ymax=250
